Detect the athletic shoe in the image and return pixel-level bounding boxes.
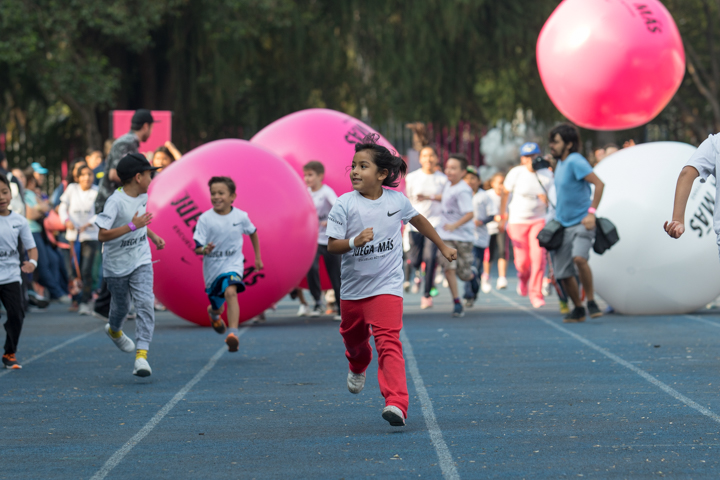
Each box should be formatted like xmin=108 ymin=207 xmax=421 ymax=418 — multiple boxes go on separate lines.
xmin=55 ymin=295 xmax=72 ymax=305
xmin=496 ymin=277 xmax=508 ymax=290
xmin=452 ymin=302 xmax=465 ymax=318
xmin=382 ymin=405 xmax=405 ymax=427
xmin=410 ymin=276 xmax=421 ymax=294
xmin=333 ymin=314 xmax=342 ymax=321
xmin=104 ymin=324 xmax=135 ymax=353
xmin=563 ymin=306 xmax=586 ymax=323
xmin=603 ymin=305 xmax=615 ymax=315
xmin=154 ymin=301 xmax=167 ymax=312
xmin=347 ymin=371 xmax=366 ymax=394
xmin=78 ymin=303 xmax=93 ymax=316
xmin=133 ymin=357 xmax=152 ymax=377
xmin=429 ymin=287 xmax=439 ymax=297
xmin=464 ymin=298 xmax=475 ymax=308
xmin=226 ymin=333 xmax=239 ymax=352
xmin=297 ymin=304 xmax=309 ymax=317
xmin=310 ymin=304 xmax=322 ymax=317
xmin=559 ymin=300 xmax=570 ymax=315
xmin=403 ymin=281 xmax=411 ymax=292
xmin=210 ymin=317 xmax=226 ymax=334
xmin=541 ymin=279 xmax=551 ymax=297
xmin=126 ymin=309 xmax=137 ymax=320
xmin=516 ymin=281 xmax=528 ymax=297
xmin=481 ymin=275 xmax=492 ymax=294
xmin=420 ymin=296 xmax=433 ymax=309
xmin=587 ymin=300 xmax=603 ymax=319
xmin=531 ymin=298 xmax=545 ymax=309
xmin=2 ymin=353 xmax=21 ymax=369
xmin=28 ymin=292 xmax=49 ymax=309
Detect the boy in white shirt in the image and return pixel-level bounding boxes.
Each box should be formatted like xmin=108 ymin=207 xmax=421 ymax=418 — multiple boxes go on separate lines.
xmin=194 ymin=176 xmax=262 ymax=352
xmin=59 ymin=164 xmax=100 ymax=315
xmin=462 ymin=167 xmax=496 ymax=307
xmin=404 ymin=146 xmax=448 ymax=308
xmin=437 ymin=153 xmax=478 ymax=317
xmin=95 ymin=153 xmax=165 ymax=377
xmin=303 ymin=161 xmax=341 ymax=319
xmin=0 ymin=175 xmax=38 ymax=370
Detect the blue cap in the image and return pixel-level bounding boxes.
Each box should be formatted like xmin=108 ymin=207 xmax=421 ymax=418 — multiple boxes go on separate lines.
xmin=31 ymin=162 xmax=48 ymax=175
xmin=520 ymin=142 xmax=541 ymax=156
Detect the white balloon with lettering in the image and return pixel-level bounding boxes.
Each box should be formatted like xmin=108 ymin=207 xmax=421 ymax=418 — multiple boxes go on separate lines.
xmin=589 ymin=142 xmax=720 ymax=315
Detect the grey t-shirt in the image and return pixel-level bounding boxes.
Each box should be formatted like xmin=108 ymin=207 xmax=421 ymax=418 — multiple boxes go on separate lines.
xmin=95 ymin=131 xmax=140 ymax=213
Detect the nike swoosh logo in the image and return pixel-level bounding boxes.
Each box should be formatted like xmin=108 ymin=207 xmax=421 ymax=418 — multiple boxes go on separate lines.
xmin=233 ymin=222 xmax=241 ymax=226
xmin=387 ymin=210 xmax=400 ymax=217
xmin=142 ymin=203 xmax=147 ymax=207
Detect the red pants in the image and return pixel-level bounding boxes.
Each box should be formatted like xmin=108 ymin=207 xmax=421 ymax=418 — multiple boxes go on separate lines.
xmin=507 ymin=220 xmax=547 ymax=304
xmin=339 ymin=295 xmax=408 ymax=417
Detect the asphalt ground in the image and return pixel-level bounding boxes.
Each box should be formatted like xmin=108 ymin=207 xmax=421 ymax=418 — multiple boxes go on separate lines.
xmin=3 ymin=277 xmax=720 ymax=479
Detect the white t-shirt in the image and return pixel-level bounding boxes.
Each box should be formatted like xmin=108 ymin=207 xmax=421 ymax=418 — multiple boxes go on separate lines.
xmin=504 ymin=166 xmax=553 ymax=224
xmin=309 ymin=184 xmax=338 ymax=246
xmin=687 ymin=134 xmax=720 ymax=238
xmin=438 ymin=181 xmax=475 ymax=242
xmin=193 ymin=207 xmax=257 ymax=289
xmin=0 ymin=212 xmax=36 ymax=285
xmin=405 ymin=170 xmax=448 ymax=230
xmin=472 ymin=189 xmax=496 ymax=248
xmin=59 ymin=183 xmax=99 ymax=242
xmin=485 ymin=189 xmax=502 ymax=235
xmin=95 ymin=189 xmax=152 ymax=277
xmin=326 ymin=189 xmax=419 ymax=300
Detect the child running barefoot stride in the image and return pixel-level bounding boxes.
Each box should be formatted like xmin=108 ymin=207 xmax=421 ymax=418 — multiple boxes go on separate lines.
xmin=193 ymin=176 xmax=262 ymax=352
xmin=96 ymin=154 xmax=166 ymax=377
xmin=0 ymin=175 xmax=38 ymax=369
xmin=327 ymin=134 xmax=456 ymax=427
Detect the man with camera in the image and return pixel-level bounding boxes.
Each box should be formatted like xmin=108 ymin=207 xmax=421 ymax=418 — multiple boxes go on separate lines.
xmin=547 ymin=124 xmax=605 ymax=323
xmin=499 ymin=142 xmax=553 ymax=308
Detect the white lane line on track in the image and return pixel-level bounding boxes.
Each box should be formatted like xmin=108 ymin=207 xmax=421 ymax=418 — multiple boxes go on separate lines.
xmin=90 ymin=326 xmax=250 ymax=480
xmin=491 ymin=290 xmax=720 ymax=425
xmin=0 ymin=325 xmax=104 ymax=379
xmin=685 ymin=314 xmax=720 ymax=328
xmin=401 ymin=329 xmax=460 ymax=480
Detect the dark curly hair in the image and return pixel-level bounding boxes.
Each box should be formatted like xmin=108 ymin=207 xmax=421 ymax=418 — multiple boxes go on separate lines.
xmin=354 ymin=133 xmax=407 ymax=188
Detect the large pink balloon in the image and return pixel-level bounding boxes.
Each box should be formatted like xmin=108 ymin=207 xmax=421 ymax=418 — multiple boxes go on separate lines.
xmin=537 ymin=0 xmax=685 ymax=130
xmin=251 ymin=108 xmax=406 ymax=290
xmin=250 ymin=108 xmax=405 ymax=198
xmin=148 ymin=139 xmax=318 ymax=326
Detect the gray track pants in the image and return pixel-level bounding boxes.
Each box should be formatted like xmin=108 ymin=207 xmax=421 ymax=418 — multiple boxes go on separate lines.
xmin=106 ymin=264 xmax=155 ymax=351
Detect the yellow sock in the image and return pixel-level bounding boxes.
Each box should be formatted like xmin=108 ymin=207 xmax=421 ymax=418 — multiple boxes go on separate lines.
xmin=136 ymin=349 xmax=148 ymax=360
xmin=108 ymin=328 xmax=123 ymax=339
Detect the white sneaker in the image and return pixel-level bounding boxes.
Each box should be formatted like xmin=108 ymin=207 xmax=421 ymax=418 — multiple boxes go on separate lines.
xmin=55 ymin=295 xmax=72 ymax=305
xmin=333 ymin=314 xmax=342 ymax=321
xmin=310 ymin=304 xmax=322 ymax=317
xmin=297 ymin=304 xmax=309 ymax=317
xmin=105 ymin=324 xmax=135 ymax=353
xmin=481 ymin=277 xmax=492 ymax=294
xmin=541 ymin=279 xmax=551 ymax=297
xmin=347 ymin=371 xmax=366 ymax=394
xmin=496 ymin=277 xmax=508 ymax=289
xmin=382 ymin=405 xmax=406 ymax=427
xmin=78 ymin=303 xmax=93 ymax=316
xmin=133 ymin=357 xmax=152 ymax=377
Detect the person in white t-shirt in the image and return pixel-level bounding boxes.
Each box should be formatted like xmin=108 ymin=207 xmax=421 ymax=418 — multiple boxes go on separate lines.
xmin=404 ymin=146 xmax=448 ymax=308
xmin=482 ymin=173 xmax=509 ymax=292
xmin=0 ymin=175 xmax=38 ymax=370
xmin=59 ymin=165 xmax=100 ymax=315
xmin=194 ymin=176 xmax=262 ymax=353
xmin=437 ymin=153 xmax=477 ymax=318
xmin=462 ymin=167 xmax=496 ymax=307
xmin=327 ymin=134 xmax=456 ymax=427
xmin=95 ymin=153 xmax=166 ymax=378
xmin=499 ymin=142 xmax=553 ymax=308
xmin=303 ymin=161 xmax=341 ymax=319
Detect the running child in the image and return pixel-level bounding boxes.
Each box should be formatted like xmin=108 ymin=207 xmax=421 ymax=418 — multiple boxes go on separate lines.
xmin=95 ymin=153 xmax=165 ymax=377
xmin=303 ymin=161 xmax=342 ymax=319
xmin=327 ymin=134 xmax=456 ymax=427
xmin=483 ymin=173 xmax=509 ymax=292
xmin=437 ymin=153 xmax=478 ymax=318
xmin=193 ymin=176 xmax=262 ymax=352
xmin=0 ymin=175 xmax=38 ymax=369
xmin=463 ymin=166 xmax=496 ymax=307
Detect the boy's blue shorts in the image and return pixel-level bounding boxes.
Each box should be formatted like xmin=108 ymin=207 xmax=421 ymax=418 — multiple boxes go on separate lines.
xmin=206 ymin=272 xmax=246 ymax=311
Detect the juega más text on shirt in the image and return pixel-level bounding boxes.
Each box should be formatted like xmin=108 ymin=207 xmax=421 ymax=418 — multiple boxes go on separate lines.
xmin=169 ymin=191 xmax=265 ymax=287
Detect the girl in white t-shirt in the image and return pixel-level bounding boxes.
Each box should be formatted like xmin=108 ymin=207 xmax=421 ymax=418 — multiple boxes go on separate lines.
xmin=327 ymin=134 xmax=456 ymax=427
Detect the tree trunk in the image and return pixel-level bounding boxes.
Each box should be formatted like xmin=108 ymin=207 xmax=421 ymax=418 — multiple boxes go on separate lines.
xmin=62 ymin=94 xmax=103 ymax=150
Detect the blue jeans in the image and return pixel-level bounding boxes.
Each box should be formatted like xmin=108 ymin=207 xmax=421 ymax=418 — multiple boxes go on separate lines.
xmin=32 ymin=232 xmax=68 ymax=299
xmin=463 ymin=246 xmax=484 ymax=300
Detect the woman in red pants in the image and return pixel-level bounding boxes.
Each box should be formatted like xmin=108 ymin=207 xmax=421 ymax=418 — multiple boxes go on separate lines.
xmin=327 ymin=134 xmax=456 ymax=427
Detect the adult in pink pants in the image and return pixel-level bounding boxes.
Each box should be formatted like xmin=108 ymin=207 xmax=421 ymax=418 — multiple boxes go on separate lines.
xmin=499 ymin=142 xmax=554 ymax=308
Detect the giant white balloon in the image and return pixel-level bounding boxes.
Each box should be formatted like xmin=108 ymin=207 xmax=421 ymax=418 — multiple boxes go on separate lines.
xmin=589 ymin=142 xmax=720 ymax=315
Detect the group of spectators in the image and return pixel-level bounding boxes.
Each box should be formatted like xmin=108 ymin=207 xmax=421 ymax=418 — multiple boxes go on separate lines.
xmin=1 ymin=109 xmax=181 ymax=317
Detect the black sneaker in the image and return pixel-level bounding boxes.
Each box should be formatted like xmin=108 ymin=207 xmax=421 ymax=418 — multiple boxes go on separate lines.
xmin=452 ymin=302 xmax=465 ymax=318
xmin=563 ymin=306 xmax=586 ymax=323
xmin=587 ymin=300 xmax=603 ymax=318
xmin=2 ymin=353 xmax=21 ymax=369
